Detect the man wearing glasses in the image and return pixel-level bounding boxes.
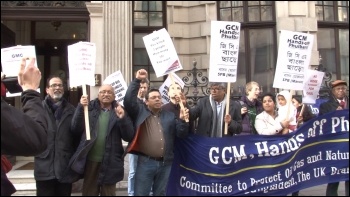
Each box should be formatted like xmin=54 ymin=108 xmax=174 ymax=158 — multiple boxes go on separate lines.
xmin=65 ymin=84 xmax=135 ymax=196
xmin=189 ymin=82 xmax=242 ymax=137
xmin=34 ymin=76 xmax=78 ymax=196
xmin=319 ymin=79 xmax=349 ymax=196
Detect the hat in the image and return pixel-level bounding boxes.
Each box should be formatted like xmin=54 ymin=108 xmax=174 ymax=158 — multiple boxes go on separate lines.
xmin=330 ymin=80 xmax=347 ymax=88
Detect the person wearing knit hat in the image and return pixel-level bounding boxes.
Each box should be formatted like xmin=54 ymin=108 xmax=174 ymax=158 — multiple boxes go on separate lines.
xmin=319 ymin=79 xmax=348 ymax=196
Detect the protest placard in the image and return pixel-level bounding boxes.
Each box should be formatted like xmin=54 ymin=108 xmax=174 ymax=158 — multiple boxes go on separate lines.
xmin=159 ymin=72 xmax=185 ymax=105
xmin=103 ymin=70 xmax=128 ymax=106
xmin=143 ymin=28 xmax=183 ymax=77
xmin=68 ymin=41 xmax=96 ymax=140
xmin=273 ymin=30 xmax=314 ymax=90
xmin=209 ymin=21 xmax=240 ymax=83
xmin=302 ymin=69 xmax=325 ymax=104
xmin=209 ymin=21 xmax=241 ymax=134
xmin=1 ymin=45 xmax=40 ymax=97
xmin=1 ymin=45 xmax=38 ymax=77
xmin=67 ymin=42 xmax=96 ymax=87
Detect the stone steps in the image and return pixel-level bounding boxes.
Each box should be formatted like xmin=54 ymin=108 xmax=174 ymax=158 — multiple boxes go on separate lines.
xmin=7 ymin=157 xmax=130 ymax=195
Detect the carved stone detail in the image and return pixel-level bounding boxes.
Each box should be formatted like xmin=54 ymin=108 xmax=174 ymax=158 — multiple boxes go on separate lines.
xmin=1 ymin=1 xmax=88 ymax=7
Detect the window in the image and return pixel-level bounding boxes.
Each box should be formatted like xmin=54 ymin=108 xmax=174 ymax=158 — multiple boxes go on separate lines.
xmin=218 ymin=1 xmax=277 ymax=95
xmin=132 ymin=1 xmax=166 ymax=87
xmin=316 ymin=1 xmax=348 ymax=22
xmin=316 ymin=1 xmax=349 ymax=85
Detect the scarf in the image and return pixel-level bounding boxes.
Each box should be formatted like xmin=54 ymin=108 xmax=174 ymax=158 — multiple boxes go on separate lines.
xmin=45 ymin=95 xmax=66 ymax=121
xmin=209 ymin=95 xmax=226 ymax=138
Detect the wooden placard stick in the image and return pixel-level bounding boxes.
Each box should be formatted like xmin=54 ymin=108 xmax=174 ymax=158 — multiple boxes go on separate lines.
xmin=224 ymin=82 xmax=231 ymax=135
xmin=169 ymin=73 xmax=189 ymax=122
xmin=82 ymin=84 xmax=91 ymax=140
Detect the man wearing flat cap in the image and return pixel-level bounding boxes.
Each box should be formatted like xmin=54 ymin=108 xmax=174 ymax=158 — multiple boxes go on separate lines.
xmin=319 ymin=79 xmax=349 ymax=196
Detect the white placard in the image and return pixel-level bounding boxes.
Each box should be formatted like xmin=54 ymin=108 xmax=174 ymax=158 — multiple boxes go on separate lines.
xmin=273 ymin=30 xmax=314 ymax=90
xmin=103 ymin=71 xmax=128 ymax=106
xmin=1 ymin=45 xmax=38 ymax=77
xmin=68 ymin=42 xmax=96 ymax=87
xmin=159 ymin=73 xmax=185 ymax=105
xmin=143 ymin=28 xmax=183 ymax=77
xmin=302 ymin=69 xmax=325 ymax=104
xmin=209 ymin=21 xmax=241 ymax=82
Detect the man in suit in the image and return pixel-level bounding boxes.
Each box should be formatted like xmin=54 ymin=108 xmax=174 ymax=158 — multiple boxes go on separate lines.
xmin=319 ymin=79 xmax=349 ymax=196
xmin=189 ymin=82 xmax=242 ymax=137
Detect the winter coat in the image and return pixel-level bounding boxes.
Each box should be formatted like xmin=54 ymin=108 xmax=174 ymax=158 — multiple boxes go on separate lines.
xmin=34 ymin=96 xmax=79 ymax=182
xmin=124 ymin=78 xmax=189 ymax=163
xmin=1 ymin=90 xmax=48 ymax=196
xmin=61 ymin=99 xmax=134 ymax=184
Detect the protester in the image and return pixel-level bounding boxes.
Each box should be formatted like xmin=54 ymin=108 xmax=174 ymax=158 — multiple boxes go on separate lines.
xmin=275 ymin=90 xmax=297 ymax=132
xmin=124 ymin=69 xmax=189 ymax=196
xmin=1 ymin=57 xmax=48 ymax=196
xmin=319 ymin=79 xmax=349 ymax=196
xmin=66 ymin=84 xmax=135 ymax=196
xmin=238 ymin=81 xmax=263 ymax=135
xmin=162 ymin=82 xmax=194 ymax=132
xmin=127 ymin=78 xmax=149 ymax=196
xmin=189 ymin=82 xmax=242 ymax=137
xmin=291 ymin=96 xmax=315 ymax=129
xmin=254 ymin=93 xmax=290 ymax=135
xmin=34 ymin=76 xmax=79 ymax=196
xmin=290 ymin=95 xmax=315 ymax=196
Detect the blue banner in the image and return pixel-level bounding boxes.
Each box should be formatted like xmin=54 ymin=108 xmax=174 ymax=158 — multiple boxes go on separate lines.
xmin=167 ymin=110 xmax=349 ymax=196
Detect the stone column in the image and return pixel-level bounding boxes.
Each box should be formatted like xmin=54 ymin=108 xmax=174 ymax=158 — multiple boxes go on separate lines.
xmin=86 ymin=1 xmax=103 ymax=96
xmin=103 ymin=1 xmax=132 ymax=84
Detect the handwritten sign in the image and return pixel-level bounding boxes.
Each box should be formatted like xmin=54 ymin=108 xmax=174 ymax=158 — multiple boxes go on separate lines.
xmin=302 ymin=69 xmax=324 ymax=104
xmin=143 ymin=28 xmax=183 ymax=77
xmin=159 ymin=73 xmax=185 ymax=105
xmin=209 ymin=21 xmax=241 ymax=82
xmin=1 ymin=45 xmax=38 ymax=77
xmin=103 ymin=70 xmax=128 ymax=106
xmin=273 ymin=30 xmax=314 ymax=90
xmin=68 ymin=42 xmax=96 ymax=87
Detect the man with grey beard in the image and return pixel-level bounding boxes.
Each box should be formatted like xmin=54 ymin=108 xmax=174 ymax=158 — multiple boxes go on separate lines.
xmin=34 ymin=76 xmax=79 ymax=196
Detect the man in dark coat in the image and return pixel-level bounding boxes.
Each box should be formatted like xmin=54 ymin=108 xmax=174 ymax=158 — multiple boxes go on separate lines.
xmin=189 ymin=82 xmax=242 ymax=137
xmin=34 ymin=76 xmax=79 ymax=196
xmin=124 ymin=69 xmax=189 ymax=196
xmin=66 ymin=84 xmax=134 ymax=196
xmin=319 ymin=79 xmax=349 ymax=196
xmin=1 ymin=58 xmax=48 ymax=196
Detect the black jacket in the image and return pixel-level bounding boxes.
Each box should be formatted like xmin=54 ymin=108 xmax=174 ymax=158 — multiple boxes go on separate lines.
xmin=319 ymin=95 xmax=349 ymax=115
xmin=124 ymin=78 xmax=189 ymax=163
xmin=189 ymin=96 xmax=242 ymax=137
xmin=1 ymin=90 xmax=48 ymax=196
xmin=34 ymin=96 xmax=78 ymax=182
xmin=61 ymin=98 xmax=134 ymax=184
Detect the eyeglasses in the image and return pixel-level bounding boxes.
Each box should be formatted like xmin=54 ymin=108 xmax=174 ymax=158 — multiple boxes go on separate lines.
xmin=99 ymin=90 xmax=114 ymax=95
xmin=210 ymin=87 xmax=224 ymax=91
xmin=49 ymin=84 xmax=63 ymax=88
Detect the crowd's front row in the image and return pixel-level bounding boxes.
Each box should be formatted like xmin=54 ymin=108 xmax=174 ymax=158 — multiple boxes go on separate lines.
xmin=1 ymin=62 xmax=348 ymax=196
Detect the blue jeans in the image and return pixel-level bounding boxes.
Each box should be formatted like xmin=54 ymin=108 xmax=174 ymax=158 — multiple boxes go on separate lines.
xmin=134 ymin=155 xmax=171 ymax=196
xmin=128 ymin=154 xmax=138 ymax=196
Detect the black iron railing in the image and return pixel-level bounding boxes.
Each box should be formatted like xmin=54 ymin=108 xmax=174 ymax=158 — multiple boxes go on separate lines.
xmin=182 ymin=60 xmax=209 ymax=107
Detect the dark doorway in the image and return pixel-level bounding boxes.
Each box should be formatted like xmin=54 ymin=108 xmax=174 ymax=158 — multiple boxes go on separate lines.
xmin=1 ymin=2 xmax=90 ymax=106
xmin=33 ymin=21 xmax=88 ymax=105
